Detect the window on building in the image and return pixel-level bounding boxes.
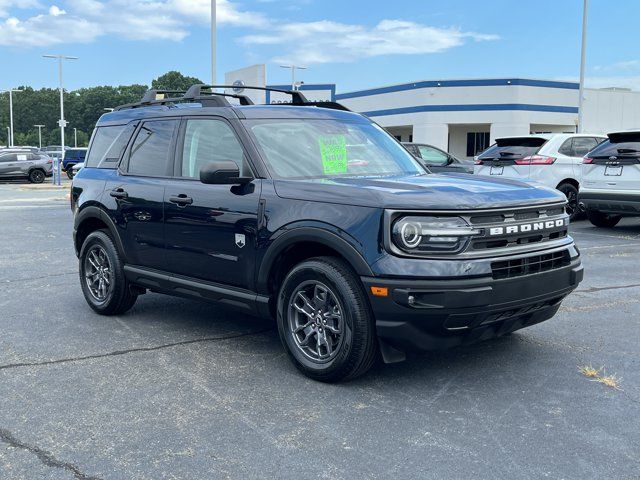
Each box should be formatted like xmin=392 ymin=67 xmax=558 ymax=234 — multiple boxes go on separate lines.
xmin=466 ymin=132 xmax=490 ymax=157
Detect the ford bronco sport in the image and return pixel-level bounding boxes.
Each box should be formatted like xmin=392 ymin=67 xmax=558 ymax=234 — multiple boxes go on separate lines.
xmin=71 ymin=85 xmax=583 ymax=382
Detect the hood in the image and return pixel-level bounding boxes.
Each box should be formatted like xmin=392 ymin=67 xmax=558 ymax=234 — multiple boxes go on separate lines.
xmin=273 ymin=173 xmax=565 ymax=210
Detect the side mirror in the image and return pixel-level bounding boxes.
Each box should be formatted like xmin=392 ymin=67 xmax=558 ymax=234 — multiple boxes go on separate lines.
xmin=447 ymin=155 xmax=455 ymax=165
xmin=200 ymin=161 xmax=251 ymax=185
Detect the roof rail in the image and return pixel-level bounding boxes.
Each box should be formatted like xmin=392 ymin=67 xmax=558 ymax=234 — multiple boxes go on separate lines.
xmin=185 ymin=84 xmax=309 ymax=105
xmin=113 ymin=84 xmax=350 ymax=112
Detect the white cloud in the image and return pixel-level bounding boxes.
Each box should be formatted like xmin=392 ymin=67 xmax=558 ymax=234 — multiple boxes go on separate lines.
xmin=241 ymin=19 xmax=499 ymax=64
xmin=594 ymin=60 xmax=640 ymax=72
xmin=0 ymin=0 xmax=41 ymax=17
xmin=0 ymin=0 xmax=268 ymax=46
xmin=48 ymin=4 xmax=65 ymax=15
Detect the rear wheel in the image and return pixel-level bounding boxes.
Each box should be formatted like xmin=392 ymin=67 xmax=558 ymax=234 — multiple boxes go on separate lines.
xmin=557 ymin=183 xmax=579 ymax=220
xmin=79 ymin=230 xmax=138 ymax=315
xmin=28 ymin=169 xmax=45 ymax=184
xmin=587 ymin=210 xmax=622 ymax=228
xmin=66 ymin=169 xmax=75 ymax=179
xmin=277 ymin=257 xmax=378 ymax=382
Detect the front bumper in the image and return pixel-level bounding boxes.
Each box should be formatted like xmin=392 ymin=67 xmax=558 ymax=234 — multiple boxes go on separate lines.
xmin=362 ymin=257 xmax=583 ymax=352
xmin=580 ymin=190 xmax=640 ymax=216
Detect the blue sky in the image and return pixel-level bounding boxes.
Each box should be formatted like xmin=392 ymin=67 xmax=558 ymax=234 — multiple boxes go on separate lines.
xmin=1 ymin=0 xmax=639 ymax=93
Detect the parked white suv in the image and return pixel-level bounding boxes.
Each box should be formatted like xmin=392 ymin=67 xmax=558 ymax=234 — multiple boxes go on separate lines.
xmin=580 ymin=130 xmax=640 ymax=227
xmin=474 ymin=134 xmax=606 ymax=219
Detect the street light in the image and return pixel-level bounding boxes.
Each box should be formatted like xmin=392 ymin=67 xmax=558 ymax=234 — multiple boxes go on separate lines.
xmin=43 ymin=54 xmax=78 ymax=185
xmin=577 ymin=0 xmax=588 ymax=133
xmin=73 ymin=127 xmax=77 ymax=148
xmin=1 ymin=88 xmax=23 ymax=147
xmin=5 ymin=126 xmax=9 ymax=147
xmin=280 ymin=65 xmax=307 ymax=91
xmin=211 ymin=0 xmax=216 ymax=85
xmin=34 ymin=124 xmax=45 ymax=149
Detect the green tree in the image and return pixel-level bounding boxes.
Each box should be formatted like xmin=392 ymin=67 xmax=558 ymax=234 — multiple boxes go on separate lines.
xmin=151 ymin=71 xmax=204 ymax=91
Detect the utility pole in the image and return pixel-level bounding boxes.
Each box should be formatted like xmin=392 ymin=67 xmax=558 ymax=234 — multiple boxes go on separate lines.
xmin=34 ymin=124 xmax=45 ymax=149
xmin=73 ymin=127 xmax=77 ymax=148
xmin=211 ymin=0 xmax=216 ymax=85
xmin=43 ymin=54 xmax=78 ymax=185
xmin=1 ymin=89 xmax=23 ymax=147
xmin=5 ymin=127 xmax=9 ymax=147
xmin=577 ymin=0 xmax=589 ymax=133
xmin=280 ymin=65 xmax=307 ymax=90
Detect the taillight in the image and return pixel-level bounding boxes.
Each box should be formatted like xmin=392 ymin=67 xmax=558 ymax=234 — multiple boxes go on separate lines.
xmin=474 ymin=159 xmax=484 ymax=165
xmin=583 ymin=157 xmax=594 ymax=164
xmin=47 ymin=158 xmax=53 ymax=164
xmin=516 ymin=155 xmax=556 ymax=165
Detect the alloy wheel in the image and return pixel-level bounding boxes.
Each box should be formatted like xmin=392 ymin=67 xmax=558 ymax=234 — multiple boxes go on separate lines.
xmin=84 ymin=245 xmax=112 ymax=302
xmin=288 ymin=280 xmax=344 ymax=362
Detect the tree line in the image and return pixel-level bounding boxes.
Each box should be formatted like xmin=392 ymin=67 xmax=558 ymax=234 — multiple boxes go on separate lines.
xmin=0 ymin=71 xmax=203 ymax=148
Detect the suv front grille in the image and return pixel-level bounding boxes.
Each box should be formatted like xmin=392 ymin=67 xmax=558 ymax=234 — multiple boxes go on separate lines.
xmin=465 ymin=205 xmax=569 ymax=253
xmin=491 ymin=250 xmax=570 ymax=280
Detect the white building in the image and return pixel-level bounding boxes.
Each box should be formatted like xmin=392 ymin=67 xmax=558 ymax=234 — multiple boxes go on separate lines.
xmin=225 ymin=67 xmax=640 ymax=161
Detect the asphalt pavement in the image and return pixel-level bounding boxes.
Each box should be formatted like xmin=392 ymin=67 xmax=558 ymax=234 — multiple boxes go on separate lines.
xmin=0 ymin=181 xmax=638 ymax=479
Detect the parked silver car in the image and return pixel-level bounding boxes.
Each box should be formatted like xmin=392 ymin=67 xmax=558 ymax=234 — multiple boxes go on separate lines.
xmin=0 ymin=149 xmax=53 ymax=183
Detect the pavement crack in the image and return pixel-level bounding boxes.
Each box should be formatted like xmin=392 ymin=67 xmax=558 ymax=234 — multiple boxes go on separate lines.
xmin=0 ymin=328 xmax=273 ymax=371
xmin=0 ymin=427 xmax=101 ymax=480
xmin=576 ymin=283 xmax=640 ymax=293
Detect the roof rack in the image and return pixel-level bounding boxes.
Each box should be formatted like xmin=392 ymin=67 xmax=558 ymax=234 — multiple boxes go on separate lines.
xmin=114 ymin=84 xmax=350 ymax=112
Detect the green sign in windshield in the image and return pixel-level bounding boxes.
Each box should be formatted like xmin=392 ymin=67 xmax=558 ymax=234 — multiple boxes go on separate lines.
xmin=318 ymin=135 xmax=348 ymax=174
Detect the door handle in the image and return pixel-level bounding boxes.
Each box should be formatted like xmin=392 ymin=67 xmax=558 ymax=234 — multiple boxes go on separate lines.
xmin=110 ymin=188 xmax=128 ymax=199
xmin=169 ymin=194 xmax=193 ymax=206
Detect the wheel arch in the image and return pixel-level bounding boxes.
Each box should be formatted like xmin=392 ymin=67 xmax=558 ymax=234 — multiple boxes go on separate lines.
xmin=74 ymin=206 xmax=126 ymax=260
xmin=556 ymin=178 xmax=580 ymax=190
xmin=257 ymin=227 xmax=373 ymax=298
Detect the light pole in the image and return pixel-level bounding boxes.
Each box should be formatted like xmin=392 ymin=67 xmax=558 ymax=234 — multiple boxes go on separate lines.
xmin=577 ymin=0 xmax=588 ymax=133
xmin=5 ymin=127 xmax=9 ymax=147
xmin=43 ymin=54 xmax=78 ymax=185
xmin=211 ymin=0 xmax=216 ymax=85
xmin=34 ymin=124 xmax=45 ymax=149
xmin=73 ymin=127 xmax=77 ymax=148
xmin=1 ymin=88 xmax=23 ymax=147
xmin=280 ymin=65 xmax=307 ymax=90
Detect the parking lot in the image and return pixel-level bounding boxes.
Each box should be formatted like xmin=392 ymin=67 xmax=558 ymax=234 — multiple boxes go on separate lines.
xmin=0 ymin=181 xmax=638 ymax=479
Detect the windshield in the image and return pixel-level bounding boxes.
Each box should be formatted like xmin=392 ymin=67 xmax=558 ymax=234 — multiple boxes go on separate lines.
xmin=245 ymin=119 xmax=425 ymax=179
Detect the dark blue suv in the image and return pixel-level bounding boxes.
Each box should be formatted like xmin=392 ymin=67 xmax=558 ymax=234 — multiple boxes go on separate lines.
xmin=71 ymin=85 xmax=583 ymax=381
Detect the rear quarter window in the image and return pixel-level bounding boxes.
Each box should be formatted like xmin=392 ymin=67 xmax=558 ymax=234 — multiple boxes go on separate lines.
xmin=589 ymin=133 xmax=640 ymax=157
xmin=85 ymin=124 xmax=135 ymax=168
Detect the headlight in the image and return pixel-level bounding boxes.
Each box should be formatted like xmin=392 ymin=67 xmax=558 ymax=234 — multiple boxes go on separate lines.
xmin=391 ymin=216 xmax=480 ymax=255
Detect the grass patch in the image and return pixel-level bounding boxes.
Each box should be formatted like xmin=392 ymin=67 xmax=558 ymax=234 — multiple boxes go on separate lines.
xmin=578 ymin=365 xmax=623 ymax=390
xmin=595 ymin=374 xmax=623 ymax=390
xmin=578 ymin=365 xmax=601 ymax=378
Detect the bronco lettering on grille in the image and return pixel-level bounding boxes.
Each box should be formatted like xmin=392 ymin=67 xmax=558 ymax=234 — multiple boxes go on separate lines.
xmin=489 ymin=219 xmax=566 ymax=236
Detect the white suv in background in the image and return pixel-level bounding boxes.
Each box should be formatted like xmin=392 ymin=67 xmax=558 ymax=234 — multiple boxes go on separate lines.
xmin=580 ymin=130 xmax=640 ymax=228
xmin=474 ymin=134 xmax=606 ymax=219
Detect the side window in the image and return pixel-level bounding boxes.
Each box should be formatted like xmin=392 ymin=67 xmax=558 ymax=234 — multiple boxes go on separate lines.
xmin=0 ymin=153 xmax=16 ymax=162
xmin=85 ymin=125 xmax=126 ymax=168
xmin=127 ymin=120 xmax=179 ymax=177
xmin=558 ymin=139 xmax=574 ymax=156
xmin=180 ymin=119 xmax=247 ymax=178
xmin=573 ymin=137 xmax=598 ymax=157
xmin=418 ymin=145 xmax=449 ymax=166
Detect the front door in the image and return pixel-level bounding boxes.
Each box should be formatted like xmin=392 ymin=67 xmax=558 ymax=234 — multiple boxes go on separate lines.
xmin=163 ymin=117 xmax=261 ymax=290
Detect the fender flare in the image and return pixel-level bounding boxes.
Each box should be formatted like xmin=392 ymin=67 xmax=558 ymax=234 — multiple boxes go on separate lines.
xmin=74 ymin=205 xmax=127 ymax=261
xmin=256 ymin=226 xmax=373 ymax=294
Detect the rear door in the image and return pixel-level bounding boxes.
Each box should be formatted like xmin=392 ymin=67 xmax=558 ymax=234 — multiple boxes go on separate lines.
xmin=0 ymin=153 xmax=16 ymax=176
xmin=583 ymin=132 xmax=640 ymax=192
xmin=475 ymin=137 xmax=548 ymax=180
xmin=162 ymin=117 xmax=261 ymax=290
xmin=104 ymin=119 xmax=178 ymax=271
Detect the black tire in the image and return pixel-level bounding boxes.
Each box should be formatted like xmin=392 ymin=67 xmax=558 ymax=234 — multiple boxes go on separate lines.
xmin=586 ymin=210 xmax=622 ymax=228
xmin=28 ymin=169 xmax=45 ymax=184
xmin=79 ymin=230 xmax=138 ymax=315
xmin=66 ymin=169 xmax=74 ymax=180
xmin=277 ymin=256 xmax=378 ymax=382
xmin=557 ymin=183 xmax=579 ymax=220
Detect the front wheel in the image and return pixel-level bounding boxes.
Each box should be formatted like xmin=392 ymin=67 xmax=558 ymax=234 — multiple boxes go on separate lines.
xmin=79 ymin=230 xmax=138 ymax=315
xmin=66 ymin=169 xmax=74 ymax=179
xmin=277 ymin=257 xmax=378 ymax=382
xmin=586 ymin=211 xmax=622 ymax=228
